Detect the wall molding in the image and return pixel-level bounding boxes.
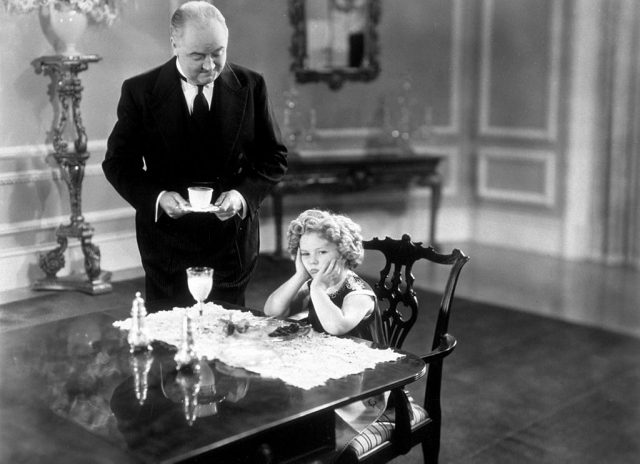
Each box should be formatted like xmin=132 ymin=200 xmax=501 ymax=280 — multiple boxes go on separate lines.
xmin=478 ymin=0 xmax=562 ymax=140
xmin=0 ymin=139 xmax=107 ymax=160
xmin=0 ymin=163 xmax=105 ymax=186
xmin=296 ymin=145 xmax=405 ymax=157
xmin=477 ymin=147 xmax=556 ymax=206
xmin=312 ymin=127 xmax=384 ymax=139
xmin=0 ymin=207 xmax=134 ymax=238
xmin=0 ymin=228 xmax=137 ymax=260
xmin=0 ymin=139 xmax=108 ymax=186
xmin=0 ymin=143 xmax=50 ymax=160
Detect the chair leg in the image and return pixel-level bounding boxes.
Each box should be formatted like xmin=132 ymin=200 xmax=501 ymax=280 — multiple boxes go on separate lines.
xmin=423 ymin=360 xmax=443 ymax=463
xmin=422 ymin=434 xmax=440 ymax=464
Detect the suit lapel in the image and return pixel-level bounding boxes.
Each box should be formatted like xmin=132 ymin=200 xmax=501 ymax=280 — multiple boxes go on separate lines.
xmin=148 ymin=57 xmax=188 ymax=159
xmin=146 ymin=60 xmax=248 ymax=173
xmin=215 ymin=65 xmax=249 ymax=166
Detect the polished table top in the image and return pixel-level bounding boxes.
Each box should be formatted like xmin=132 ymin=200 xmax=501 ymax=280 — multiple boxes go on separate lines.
xmin=0 ymin=307 xmax=426 ymax=463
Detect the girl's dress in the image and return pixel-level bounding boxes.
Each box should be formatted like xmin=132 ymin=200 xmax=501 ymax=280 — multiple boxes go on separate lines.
xmin=300 ymin=271 xmax=389 ymax=456
xmin=304 ymin=271 xmax=385 ymax=346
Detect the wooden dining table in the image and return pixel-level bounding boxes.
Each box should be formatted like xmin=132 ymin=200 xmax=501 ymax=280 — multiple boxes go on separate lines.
xmin=0 ymin=305 xmax=426 ymax=464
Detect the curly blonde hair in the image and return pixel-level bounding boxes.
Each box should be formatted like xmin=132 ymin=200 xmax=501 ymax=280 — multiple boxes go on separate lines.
xmin=287 ymin=209 xmax=364 ymax=270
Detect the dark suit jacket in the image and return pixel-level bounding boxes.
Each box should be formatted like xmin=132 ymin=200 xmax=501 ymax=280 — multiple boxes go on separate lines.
xmin=103 ymin=57 xmax=288 ymax=287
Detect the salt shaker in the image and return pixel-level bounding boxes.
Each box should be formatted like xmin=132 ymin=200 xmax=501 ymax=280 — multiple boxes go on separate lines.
xmin=128 ymin=292 xmax=152 ymax=353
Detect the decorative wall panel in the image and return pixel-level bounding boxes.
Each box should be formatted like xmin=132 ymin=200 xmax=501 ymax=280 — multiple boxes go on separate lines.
xmin=422 ymin=0 xmax=463 ymax=135
xmin=479 ymin=0 xmax=562 ymax=139
xmin=478 ymin=147 xmax=556 ymax=205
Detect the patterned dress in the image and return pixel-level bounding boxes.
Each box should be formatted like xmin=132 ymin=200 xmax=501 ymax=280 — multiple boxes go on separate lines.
xmin=304 ymin=272 xmax=384 ymax=345
xmin=300 ymin=271 xmax=390 ymax=453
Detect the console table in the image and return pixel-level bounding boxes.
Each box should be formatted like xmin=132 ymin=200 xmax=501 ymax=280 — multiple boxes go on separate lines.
xmin=270 ymin=152 xmax=443 ymax=256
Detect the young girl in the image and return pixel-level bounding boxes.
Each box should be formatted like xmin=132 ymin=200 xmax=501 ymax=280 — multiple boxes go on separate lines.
xmin=264 ymin=209 xmax=383 ymax=345
xmin=265 ymin=209 xmax=388 ymax=454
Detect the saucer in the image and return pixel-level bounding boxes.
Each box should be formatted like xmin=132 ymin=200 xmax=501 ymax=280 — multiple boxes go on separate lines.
xmin=183 ymin=204 xmax=220 ymax=213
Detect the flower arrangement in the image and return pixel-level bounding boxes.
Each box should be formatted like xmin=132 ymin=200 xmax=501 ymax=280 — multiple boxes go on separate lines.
xmin=2 ymin=0 xmax=127 ymax=25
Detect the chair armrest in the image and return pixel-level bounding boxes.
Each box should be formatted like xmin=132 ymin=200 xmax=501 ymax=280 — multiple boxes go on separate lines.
xmin=420 ymin=333 xmax=457 ymax=364
xmin=388 ymin=387 xmax=412 ymax=454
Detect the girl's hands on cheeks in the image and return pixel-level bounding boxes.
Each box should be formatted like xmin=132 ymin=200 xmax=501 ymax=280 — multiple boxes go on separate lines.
xmin=294 ymin=248 xmax=309 ymax=280
xmin=310 ymin=259 xmax=344 ymax=292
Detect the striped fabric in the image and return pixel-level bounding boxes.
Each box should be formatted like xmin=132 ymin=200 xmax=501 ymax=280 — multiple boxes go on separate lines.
xmin=347 ymin=402 xmax=429 ymax=457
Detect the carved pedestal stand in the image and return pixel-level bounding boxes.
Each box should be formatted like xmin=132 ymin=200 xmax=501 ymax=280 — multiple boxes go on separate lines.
xmin=32 ymin=55 xmax=112 ymax=295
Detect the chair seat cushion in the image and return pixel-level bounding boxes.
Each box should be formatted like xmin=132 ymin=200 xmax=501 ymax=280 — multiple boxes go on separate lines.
xmin=346 ymin=401 xmax=428 ymax=457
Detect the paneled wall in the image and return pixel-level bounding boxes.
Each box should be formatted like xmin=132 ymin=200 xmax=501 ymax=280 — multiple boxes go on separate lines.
xmin=0 ymin=0 xmax=614 ymax=292
xmin=473 ymin=0 xmax=567 ymax=254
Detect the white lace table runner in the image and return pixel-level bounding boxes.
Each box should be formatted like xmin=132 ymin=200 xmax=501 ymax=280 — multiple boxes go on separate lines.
xmin=113 ymin=303 xmax=404 ymax=389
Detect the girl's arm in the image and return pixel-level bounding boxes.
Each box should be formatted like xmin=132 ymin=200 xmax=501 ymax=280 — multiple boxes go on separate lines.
xmin=309 ymin=260 xmax=374 ymax=336
xmin=263 ymin=250 xmax=309 ymax=317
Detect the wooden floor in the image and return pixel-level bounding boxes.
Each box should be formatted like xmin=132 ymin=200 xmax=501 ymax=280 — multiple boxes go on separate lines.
xmin=359 ymin=242 xmax=640 ymax=464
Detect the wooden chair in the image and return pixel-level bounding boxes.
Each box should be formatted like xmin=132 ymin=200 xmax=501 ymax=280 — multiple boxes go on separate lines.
xmin=338 ymin=234 xmax=469 ymax=464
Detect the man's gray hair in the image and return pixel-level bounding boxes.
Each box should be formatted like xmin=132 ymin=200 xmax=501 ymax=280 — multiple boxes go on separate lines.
xmin=170 ymin=1 xmax=228 ymax=39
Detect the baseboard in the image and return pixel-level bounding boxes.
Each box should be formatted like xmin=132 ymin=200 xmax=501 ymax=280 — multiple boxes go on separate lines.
xmin=0 ymin=231 xmax=141 ymax=294
xmin=0 ymin=265 xmax=144 ymax=306
xmin=473 ymin=208 xmax=563 ymax=256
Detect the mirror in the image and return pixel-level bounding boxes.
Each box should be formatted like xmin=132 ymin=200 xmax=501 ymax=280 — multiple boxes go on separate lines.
xmin=289 ymin=0 xmax=381 ymax=90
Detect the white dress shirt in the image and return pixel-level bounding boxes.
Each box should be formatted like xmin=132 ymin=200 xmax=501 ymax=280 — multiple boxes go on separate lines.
xmin=176 ymin=60 xmax=214 ymax=113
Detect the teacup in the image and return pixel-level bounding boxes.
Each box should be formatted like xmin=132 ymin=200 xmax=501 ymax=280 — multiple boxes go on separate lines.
xmin=188 ymin=186 xmax=213 ymax=210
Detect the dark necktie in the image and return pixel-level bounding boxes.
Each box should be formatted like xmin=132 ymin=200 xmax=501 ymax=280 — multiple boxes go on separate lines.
xmin=192 ymin=84 xmax=208 ymax=125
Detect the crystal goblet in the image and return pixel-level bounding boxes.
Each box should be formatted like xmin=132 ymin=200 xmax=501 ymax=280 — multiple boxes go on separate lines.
xmin=186 ymin=266 xmax=213 ymax=327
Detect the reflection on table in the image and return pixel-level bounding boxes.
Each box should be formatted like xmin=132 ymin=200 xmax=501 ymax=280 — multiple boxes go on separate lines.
xmin=112 ymin=346 xmax=284 ymax=459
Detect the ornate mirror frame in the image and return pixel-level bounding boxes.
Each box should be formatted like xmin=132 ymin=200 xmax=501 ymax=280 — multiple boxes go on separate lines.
xmin=289 ymin=0 xmax=381 ymax=90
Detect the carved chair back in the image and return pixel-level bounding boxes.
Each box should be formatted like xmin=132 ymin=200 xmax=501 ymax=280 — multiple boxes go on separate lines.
xmin=364 ymin=234 xmax=469 ymax=352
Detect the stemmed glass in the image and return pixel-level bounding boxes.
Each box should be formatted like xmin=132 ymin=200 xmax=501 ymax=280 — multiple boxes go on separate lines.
xmin=186 ymin=266 xmax=213 ymax=326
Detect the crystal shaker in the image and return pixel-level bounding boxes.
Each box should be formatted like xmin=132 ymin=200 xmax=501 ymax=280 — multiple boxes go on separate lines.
xmin=128 ymin=292 xmax=152 ymax=352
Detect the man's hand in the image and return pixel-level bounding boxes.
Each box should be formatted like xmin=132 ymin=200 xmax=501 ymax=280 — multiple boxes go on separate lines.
xmin=159 ymin=191 xmax=190 ymax=219
xmin=213 ymin=190 xmax=244 ymax=221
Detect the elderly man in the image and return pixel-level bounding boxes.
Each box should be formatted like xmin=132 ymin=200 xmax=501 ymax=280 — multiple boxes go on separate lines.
xmin=103 ymin=1 xmax=288 ymax=310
